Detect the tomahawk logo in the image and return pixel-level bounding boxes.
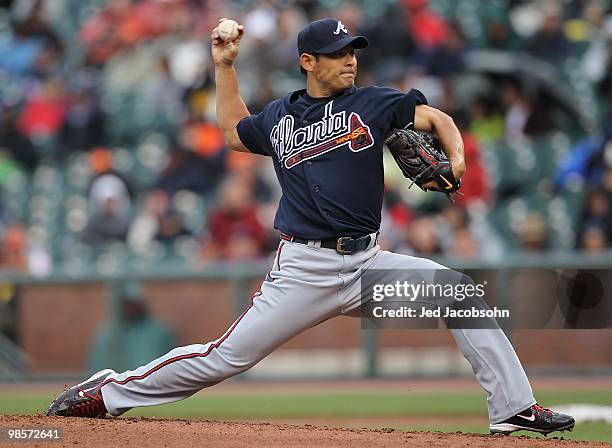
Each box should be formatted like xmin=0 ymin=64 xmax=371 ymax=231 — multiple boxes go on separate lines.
xmin=333 ymin=21 xmax=348 ymax=35
xmin=270 ymin=102 xmax=374 ymax=169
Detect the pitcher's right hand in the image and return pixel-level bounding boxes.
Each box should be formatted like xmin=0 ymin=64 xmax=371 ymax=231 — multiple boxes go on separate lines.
xmin=211 ymin=18 xmax=244 ymax=67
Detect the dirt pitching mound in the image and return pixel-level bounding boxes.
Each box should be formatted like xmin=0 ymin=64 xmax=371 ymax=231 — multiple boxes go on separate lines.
xmin=1 ymin=415 xmax=609 ymax=448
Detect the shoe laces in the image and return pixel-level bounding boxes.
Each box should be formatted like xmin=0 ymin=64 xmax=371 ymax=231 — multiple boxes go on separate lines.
xmin=73 ymin=389 xmax=107 ymax=418
xmin=532 ymin=404 xmax=553 ymax=416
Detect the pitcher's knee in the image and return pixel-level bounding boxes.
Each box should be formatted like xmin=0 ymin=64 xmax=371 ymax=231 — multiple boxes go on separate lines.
xmin=214 ymin=344 xmax=262 ymax=374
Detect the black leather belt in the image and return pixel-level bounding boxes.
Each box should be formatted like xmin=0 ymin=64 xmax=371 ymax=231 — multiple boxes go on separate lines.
xmin=280 ymin=232 xmax=378 ymax=255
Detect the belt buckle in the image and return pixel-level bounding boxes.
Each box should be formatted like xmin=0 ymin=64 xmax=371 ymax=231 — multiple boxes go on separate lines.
xmin=336 ymin=236 xmax=353 ymax=255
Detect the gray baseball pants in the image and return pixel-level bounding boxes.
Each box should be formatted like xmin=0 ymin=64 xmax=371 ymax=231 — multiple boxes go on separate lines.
xmin=100 ymin=236 xmax=535 ymax=423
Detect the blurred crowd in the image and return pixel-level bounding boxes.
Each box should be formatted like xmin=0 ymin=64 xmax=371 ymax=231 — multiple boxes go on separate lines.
xmin=0 ymin=0 xmax=612 ymax=276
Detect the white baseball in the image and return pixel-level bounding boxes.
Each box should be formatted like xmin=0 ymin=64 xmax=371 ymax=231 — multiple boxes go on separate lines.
xmin=218 ymin=19 xmax=240 ymax=42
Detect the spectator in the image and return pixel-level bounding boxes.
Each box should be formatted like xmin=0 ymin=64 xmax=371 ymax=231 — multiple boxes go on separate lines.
xmin=402 ymin=0 xmax=449 ymax=66
xmin=0 ymin=20 xmax=46 ymax=77
xmin=396 ymin=215 xmax=442 ymax=256
xmin=0 ymin=2 xmax=64 ymax=79
xmin=253 ymin=7 xmax=308 ymax=81
xmin=517 ymin=212 xmax=549 ymax=251
xmin=427 ymin=21 xmax=466 ymax=78
xmin=469 ymin=95 xmax=504 ymax=144
xmin=500 ymin=81 xmax=531 ymax=138
xmin=148 ymin=119 xmax=228 ymax=198
xmin=154 ymin=208 xmax=191 ymax=244
xmin=359 ymin=4 xmax=414 ymax=72
xmin=179 ymin=118 xmax=226 ymax=161
xmin=89 ymin=280 xmax=177 ymax=373
xmin=565 ymin=0 xmax=608 ymax=46
xmin=481 ymin=8 xmax=521 ymax=51
xmin=10 ymin=0 xmax=64 ymax=42
xmin=133 ymin=55 xmax=183 ymax=134
xmin=0 ymin=101 xmax=39 ymax=171
xmin=378 ymin=188 xmax=414 ymax=251
xmin=439 ymin=203 xmax=470 ymax=232
xmin=202 ymin=175 xmax=267 ymax=261
xmin=526 ymin=6 xmax=571 ymax=63
xmin=128 ymin=188 xmax=170 ymax=252
xmin=438 ymin=204 xmax=482 ymax=259
xmin=17 ymin=77 xmax=68 ymax=144
xmin=448 ymin=227 xmax=481 ymax=259
xmin=601 ymin=161 xmax=612 ymax=195
xmin=0 ymin=221 xmax=27 ymax=270
xmin=451 ymin=112 xmax=491 ymax=205
xmin=31 ymin=33 xmax=63 ymax=80
xmin=166 ymin=28 xmax=210 ymax=90
xmin=59 ymin=69 xmax=106 ymax=155
xmin=81 ymin=172 xmax=132 ymax=245
xmin=579 ymin=224 xmax=608 ymax=253
xmin=242 ymin=0 xmax=278 ymax=47
xmin=225 ymin=150 xmax=275 ymax=204
xmin=152 ymin=142 xmax=226 ymax=197
xmin=577 ymin=188 xmax=612 ymax=245
xmin=79 ymin=0 xmax=188 ymax=65
xmin=554 ymin=133 xmax=606 ymax=190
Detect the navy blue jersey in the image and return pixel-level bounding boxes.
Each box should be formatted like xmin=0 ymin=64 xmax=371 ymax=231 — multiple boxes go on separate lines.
xmin=237 ymin=86 xmax=427 ymax=239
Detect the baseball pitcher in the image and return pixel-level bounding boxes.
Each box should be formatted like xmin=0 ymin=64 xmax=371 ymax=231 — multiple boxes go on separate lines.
xmin=48 ymin=18 xmax=574 ymax=437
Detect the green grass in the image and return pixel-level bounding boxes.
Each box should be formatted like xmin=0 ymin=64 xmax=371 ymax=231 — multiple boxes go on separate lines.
xmin=132 ymin=391 xmax=490 ymax=418
xmin=2 ymin=389 xmax=611 ymax=443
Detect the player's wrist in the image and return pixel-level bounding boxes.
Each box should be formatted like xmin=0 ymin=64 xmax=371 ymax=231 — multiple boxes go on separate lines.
xmin=450 ymin=158 xmax=466 ymax=179
xmin=214 ymin=60 xmax=235 ymax=69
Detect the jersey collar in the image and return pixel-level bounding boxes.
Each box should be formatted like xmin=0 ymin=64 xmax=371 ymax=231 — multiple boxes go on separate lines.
xmin=288 ymin=85 xmax=357 ymax=104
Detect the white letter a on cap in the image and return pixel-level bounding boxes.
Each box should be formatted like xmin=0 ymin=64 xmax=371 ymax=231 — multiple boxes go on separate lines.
xmin=333 ymin=21 xmax=348 ymax=35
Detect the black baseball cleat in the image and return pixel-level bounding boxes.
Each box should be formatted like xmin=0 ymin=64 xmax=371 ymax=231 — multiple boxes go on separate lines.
xmin=489 ymin=404 xmax=575 ymax=436
xmin=47 ymin=368 xmax=115 ymax=418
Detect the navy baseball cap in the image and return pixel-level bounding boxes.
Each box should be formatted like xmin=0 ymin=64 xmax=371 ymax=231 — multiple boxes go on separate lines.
xmin=297 ymin=18 xmax=368 ymax=56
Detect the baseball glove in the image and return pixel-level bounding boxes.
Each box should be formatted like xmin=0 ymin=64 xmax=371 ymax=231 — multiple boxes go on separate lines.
xmin=385 ymin=128 xmax=461 ymax=201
